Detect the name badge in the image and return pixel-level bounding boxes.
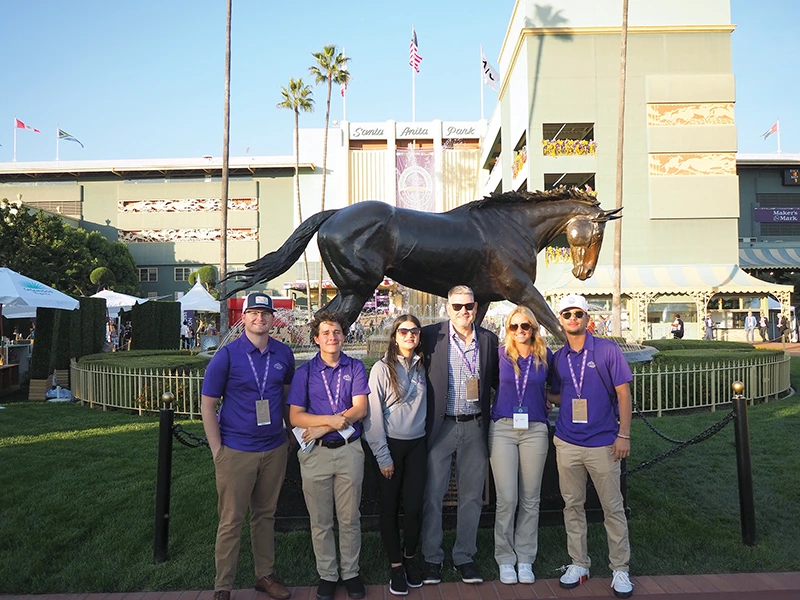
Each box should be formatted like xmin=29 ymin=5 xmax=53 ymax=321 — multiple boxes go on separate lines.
xmin=572 ymin=398 xmax=588 ymax=424
xmin=338 ymin=424 xmax=356 ymax=440
xmin=513 ymin=406 xmax=529 ymax=430
xmin=255 ymin=399 xmax=272 ymax=426
xmin=466 ymin=377 xmax=480 ymax=403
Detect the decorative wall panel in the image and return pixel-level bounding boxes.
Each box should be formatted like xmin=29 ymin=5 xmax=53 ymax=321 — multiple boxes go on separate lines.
xmin=648 ymin=153 xmax=736 ymax=176
xmin=647 ymin=103 xmax=734 ymax=127
xmin=118 ymin=197 xmax=257 ymax=213
xmin=119 ymin=228 xmax=258 ymax=243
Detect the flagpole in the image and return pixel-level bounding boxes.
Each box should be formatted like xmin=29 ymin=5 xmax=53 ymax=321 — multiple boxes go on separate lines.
xmin=777 ymin=118 xmax=782 ymax=153
xmin=480 ymin=45 xmax=485 ymax=120
xmin=13 ymin=116 xmax=17 ymax=162
xmin=411 ymin=25 xmax=416 ymax=122
xmin=342 ymin=45 xmax=347 ymax=122
xmin=56 ymin=125 xmax=59 ymax=161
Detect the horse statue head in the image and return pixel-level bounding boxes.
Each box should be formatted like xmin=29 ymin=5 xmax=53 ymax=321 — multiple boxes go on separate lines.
xmin=565 ymin=206 xmax=623 ymax=280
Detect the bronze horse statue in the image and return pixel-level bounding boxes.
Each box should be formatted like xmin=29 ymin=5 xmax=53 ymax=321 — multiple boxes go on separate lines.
xmin=226 ymin=187 xmax=621 ymax=340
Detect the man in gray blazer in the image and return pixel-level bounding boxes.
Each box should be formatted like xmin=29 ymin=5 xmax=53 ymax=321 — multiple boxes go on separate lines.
xmin=419 ymin=285 xmax=499 ymax=585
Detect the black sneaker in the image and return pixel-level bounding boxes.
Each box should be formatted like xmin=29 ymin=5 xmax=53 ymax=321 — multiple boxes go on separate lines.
xmin=342 ymin=575 xmax=366 ymax=599
xmin=389 ymin=566 xmax=408 ymax=596
xmin=316 ymin=579 xmax=337 ymax=600
xmin=422 ymin=561 xmax=442 ymax=585
xmin=404 ymin=557 xmax=423 ymax=588
xmin=455 ymin=561 xmax=483 ymax=584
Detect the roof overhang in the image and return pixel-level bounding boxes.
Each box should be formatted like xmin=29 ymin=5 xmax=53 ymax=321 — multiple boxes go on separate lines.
xmin=545 ymin=265 xmax=793 ymax=296
xmin=739 ymin=247 xmax=800 ymax=270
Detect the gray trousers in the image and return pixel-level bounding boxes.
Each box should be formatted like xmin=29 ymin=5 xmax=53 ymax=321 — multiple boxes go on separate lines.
xmin=421 ymin=417 xmax=488 ymax=566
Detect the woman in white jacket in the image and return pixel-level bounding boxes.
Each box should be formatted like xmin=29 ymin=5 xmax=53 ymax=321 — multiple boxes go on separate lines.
xmin=365 ymin=314 xmax=427 ymax=596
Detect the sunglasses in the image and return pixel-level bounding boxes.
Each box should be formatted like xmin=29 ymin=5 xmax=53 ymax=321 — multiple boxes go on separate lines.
xmin=450 ymin=302 xmax=476 ymax=312
xmin=561 ymin=310 xmax=586 ymax=320
xmin=397 ymin=327 xmax=421 ymax=337
xmin=508 ymin=322 xmax=533 ymax=332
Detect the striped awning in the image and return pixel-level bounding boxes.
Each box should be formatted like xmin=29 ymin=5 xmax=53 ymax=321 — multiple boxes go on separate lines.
xmin=545 ymin=264 xmax=792 ymax=295
xmin=739 ymin=247 xmax=800 ymax=269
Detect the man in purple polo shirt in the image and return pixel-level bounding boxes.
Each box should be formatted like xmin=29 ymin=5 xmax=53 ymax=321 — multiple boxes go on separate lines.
xmin=547 ymin=294 xmax=634 ymax=599
xmin=288 ymin=310 xmax=369 ymax=600
xmin=201 ymin=292 xmax=295 ymax=600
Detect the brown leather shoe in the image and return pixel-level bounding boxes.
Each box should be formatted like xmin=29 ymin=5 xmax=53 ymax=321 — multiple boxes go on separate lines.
xmin=256 ymin=574 xmax=292 ymax=600
xmin=213 ymin=591 xmax=231 ymax=600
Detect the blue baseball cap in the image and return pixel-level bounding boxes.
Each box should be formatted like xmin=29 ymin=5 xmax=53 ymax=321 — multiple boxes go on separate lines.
xmin=243 ymin=292 xmax=275 ymax=313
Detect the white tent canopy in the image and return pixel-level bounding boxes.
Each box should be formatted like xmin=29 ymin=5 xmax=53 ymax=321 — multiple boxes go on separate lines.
xmin=89 ymin=289 xmax=146 ymax=317
xmin=179 ymin=281 xmax=220 ymax=313
xmin=0 ymin=267 xmax=79 ymax=311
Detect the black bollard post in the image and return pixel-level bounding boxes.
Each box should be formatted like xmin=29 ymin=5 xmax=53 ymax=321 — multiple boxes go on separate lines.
xmin=731 ymin=381 xmax=757 ymax=546
xmin=153 ymin=392 xmax=175 ymax=563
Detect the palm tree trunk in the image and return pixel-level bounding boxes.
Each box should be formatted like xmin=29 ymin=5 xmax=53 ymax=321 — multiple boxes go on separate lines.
xmin=219 ymin=0 xmax=232 ymax=335
xmin=295 ymin=108 xmax=313 ymax=321
xmin=612 ymin=0 xmax=629 ymax=336
xmin=317 ymin=78 xmax=333 ymax=311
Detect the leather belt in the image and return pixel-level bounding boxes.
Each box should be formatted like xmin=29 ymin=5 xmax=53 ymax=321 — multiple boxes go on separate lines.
xmin=444 ymin=413 xmax=481 ymax=422
xmin=319 ymin=435 xmax=360 ymax=449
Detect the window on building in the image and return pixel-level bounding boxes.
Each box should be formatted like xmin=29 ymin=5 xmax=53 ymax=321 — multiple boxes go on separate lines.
xmin=147 ymin=291 xmax=159 ymax=298
xmin=542 ymin=123 xmax=596 ymax=156
xmin=138 ymin=267 xmax=158 ymax=282
xmin=544 ymin=173 xmax=596 ymax=190
xmin=174 ymin=292 xmax=185 ymax=300
xmin=175 ymin=267 xmax=192 ymax=282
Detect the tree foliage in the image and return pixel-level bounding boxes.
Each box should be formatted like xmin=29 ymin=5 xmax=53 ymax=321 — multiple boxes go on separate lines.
xmin=0 ymin=199 xmax=139 ymax=296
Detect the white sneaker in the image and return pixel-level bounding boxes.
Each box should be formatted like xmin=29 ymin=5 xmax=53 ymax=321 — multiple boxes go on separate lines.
xmin=517 ymin=563 xmax=535 ymax=584
xmin=559 ymin=564 xmax=590 ymax=589
xmin=498 ymin=564 xmax=517 ymax=584
xmin=611 ymin=570 xmax=633 ymax=598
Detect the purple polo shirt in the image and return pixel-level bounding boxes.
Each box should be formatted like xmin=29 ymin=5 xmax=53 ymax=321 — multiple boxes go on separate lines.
xmin=492 ymin=346 xmax=551 ymax=424
xmin=287 ymin=352 xmax=370 ymax=441
xmin=202 ymin=334 xmax=295 ymax=452
xmin=547 ymin=333 xmax=632 ymax=447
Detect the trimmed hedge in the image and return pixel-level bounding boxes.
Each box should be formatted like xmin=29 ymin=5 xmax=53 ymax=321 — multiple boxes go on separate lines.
xmin=78 ymin=297 xmax=106 ymax=358
xmin=644 ymin=339 xmax=753 ymax=351
xmin=50 ymin=309 xmax=72 ymax=370
xmin=79 ymin=349 xmax=209 ymax=372
xmin=29 ymin=308 xmax=56 ymax=379
xmin=131 ymin=301 xmax=181 ymax=350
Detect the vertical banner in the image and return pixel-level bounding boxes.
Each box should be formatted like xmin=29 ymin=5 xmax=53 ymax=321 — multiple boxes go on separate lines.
xmin=396 ymin=148 xmax=435 ymax=212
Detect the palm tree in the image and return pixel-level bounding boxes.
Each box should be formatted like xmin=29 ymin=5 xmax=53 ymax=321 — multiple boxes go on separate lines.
xmin=309 ymin=45 xmax=351 ymax=308
xmin=277 ymin=78 xmax=315 ymax=321
xmin=612 ymin=0 xmax=629 ymax=335
xmin=219 ymin=0 xmax=232 ymax=335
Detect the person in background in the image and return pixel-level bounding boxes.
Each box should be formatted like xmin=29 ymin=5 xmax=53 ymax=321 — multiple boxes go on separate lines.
xmin=490 ymin=307 xmax=551 ymax=585
xmin=181 ymin=320 xmax=192 ymax=349
xmin=670 ymin=314 xmax=684 ymax=340
xmin=758 ymin=313 xmax=768 ymax=342
xmin=703 ymin=314 xmax=714 ymax=341
xmin=365 ymin=314 xmax=428 ymax=596
xmin=744 ymin=311 xmax=757 ymax=344
xmin=200 ymin=292 xmax=295 ymax=600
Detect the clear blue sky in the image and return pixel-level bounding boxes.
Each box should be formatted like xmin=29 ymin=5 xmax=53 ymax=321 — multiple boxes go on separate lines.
xmin=0 ymin=0 xmax=795 ymax=161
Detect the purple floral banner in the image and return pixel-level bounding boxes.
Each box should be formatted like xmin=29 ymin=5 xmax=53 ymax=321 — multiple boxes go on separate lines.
xmin=396 ymin=148 xmax=435 ymax=212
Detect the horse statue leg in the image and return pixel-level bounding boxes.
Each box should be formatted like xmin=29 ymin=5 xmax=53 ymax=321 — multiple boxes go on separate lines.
xmin=322 ymin=286 xmax=377 ymax=331
xmin=506 ymin=284 xmax=566 ymax=343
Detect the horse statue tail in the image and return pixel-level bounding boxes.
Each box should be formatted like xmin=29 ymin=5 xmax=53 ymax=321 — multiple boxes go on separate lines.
xmin=223 ymin=209 xmax=339 ymax=296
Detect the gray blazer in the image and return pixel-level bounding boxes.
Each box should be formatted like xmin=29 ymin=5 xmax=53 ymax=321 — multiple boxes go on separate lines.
xmin=421 ymin=320 xmax=499 ymax=443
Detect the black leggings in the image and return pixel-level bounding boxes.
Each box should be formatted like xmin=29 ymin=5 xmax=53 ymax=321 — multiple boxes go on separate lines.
xmin=376 ymin=436 xmax=427 ymax=564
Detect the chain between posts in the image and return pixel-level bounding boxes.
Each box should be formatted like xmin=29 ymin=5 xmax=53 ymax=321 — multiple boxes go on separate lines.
xmin=171 ymin=424 xmax=209 ymax=448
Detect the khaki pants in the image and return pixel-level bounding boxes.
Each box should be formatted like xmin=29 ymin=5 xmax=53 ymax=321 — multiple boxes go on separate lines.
xmin=213 ymin=441 xmax=288 ymax=591
xmin=298 ymin=440 xmax=365 ymax=581
xmin=553 ymin=436 xmax=630 ymax=572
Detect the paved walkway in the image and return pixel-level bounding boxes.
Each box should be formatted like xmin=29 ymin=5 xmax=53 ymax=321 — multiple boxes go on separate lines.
xmin=4 ymin=572 xmax=800 ymax=600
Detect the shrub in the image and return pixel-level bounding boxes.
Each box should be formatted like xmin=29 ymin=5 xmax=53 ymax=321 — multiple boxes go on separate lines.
xmin=29 ymin=308 xmax=56 ymax=380
xmin=131 ymin=302 xmax=181 ymax=350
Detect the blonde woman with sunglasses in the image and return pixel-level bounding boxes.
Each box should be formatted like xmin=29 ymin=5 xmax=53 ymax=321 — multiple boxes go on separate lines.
xmin=489 ymin=306 xmax=551 ymax=585
xmin=365 ymin=314 xmax=428 ymax=596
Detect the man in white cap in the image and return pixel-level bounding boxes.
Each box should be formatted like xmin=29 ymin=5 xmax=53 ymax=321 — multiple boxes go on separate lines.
xmin=547 ymin=294 xmax=634 ymax=598
xmin=201 ymin=292 xmax=295 ymax=600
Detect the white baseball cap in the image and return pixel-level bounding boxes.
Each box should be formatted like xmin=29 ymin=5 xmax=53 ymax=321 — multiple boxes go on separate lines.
xmin=558 ymin=293 xmax=589 ymax=314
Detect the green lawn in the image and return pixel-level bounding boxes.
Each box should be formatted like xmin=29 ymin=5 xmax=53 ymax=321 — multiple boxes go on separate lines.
xmin=1 ymin=360 xmax=799 ymax=593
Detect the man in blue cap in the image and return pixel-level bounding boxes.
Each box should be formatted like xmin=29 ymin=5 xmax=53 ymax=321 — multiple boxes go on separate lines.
xmin=202 ymin=292 xmax=295 ymax=600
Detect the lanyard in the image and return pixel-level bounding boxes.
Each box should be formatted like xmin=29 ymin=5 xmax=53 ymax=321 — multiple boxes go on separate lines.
xmin=515 ymin=355 xmax=532 ymax=406
xmin=566 ymin=349 xmax=588 ymax=399
xmin=246 ymin=351 xmax=271 ymax=400
xmin=321 ymin=367 xmax=343 ymax=413
xmin=452 ymin=333 xmax=478 ymax=376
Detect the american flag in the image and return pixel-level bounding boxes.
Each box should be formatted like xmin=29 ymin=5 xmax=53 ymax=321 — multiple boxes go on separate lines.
xmin=409 ymin=26 xmax=422 ymax=73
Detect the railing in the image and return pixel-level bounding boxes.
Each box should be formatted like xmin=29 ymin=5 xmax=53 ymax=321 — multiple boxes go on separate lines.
xmin=70 ymin=359 xmax=205 ymax=418
xmin=631 ymin=353 xmax=791 ymax=416
xmin=71 ymin=351 xmax=792 ymax=418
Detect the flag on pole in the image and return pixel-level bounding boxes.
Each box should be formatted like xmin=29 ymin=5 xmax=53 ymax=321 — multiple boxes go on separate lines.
xmin=58 ymin=129 xmax=84 ymax=148
xmin=762 ymin=121 xmax=779 ymax=140
xmin=15 ymin=118 xmax=41 ymax=134
xmin=340 ymin=62 xmax=349 ymax=97
xmin=409 ymin=26 xmax=422 ymax=73
xmin=481 ymin=48 xmax=499 ymax=92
